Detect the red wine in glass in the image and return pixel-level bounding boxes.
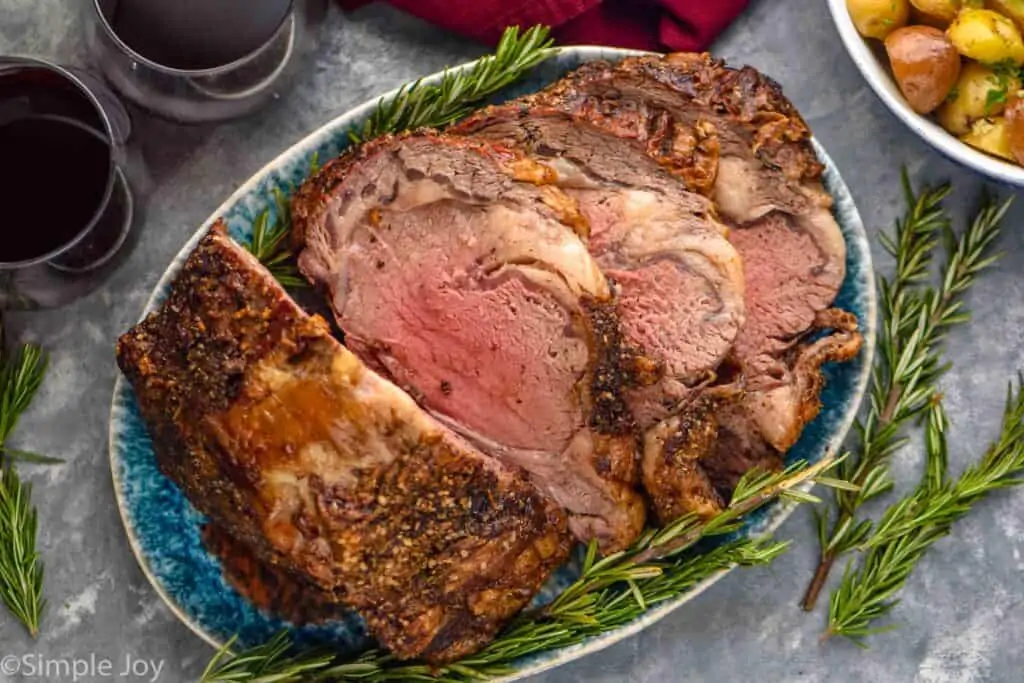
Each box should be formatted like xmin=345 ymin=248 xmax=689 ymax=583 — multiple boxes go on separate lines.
xmin=0 ymin=58 xmax=134 ymax=307
xmin=1 ymin=115 xmax=112 ymax=263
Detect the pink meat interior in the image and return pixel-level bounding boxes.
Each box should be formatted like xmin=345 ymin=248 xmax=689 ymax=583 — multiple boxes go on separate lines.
xmin=728 ymin=212 xmax=836 ymax=373
xmin=338 ymin=200 xmax=589 ymax=453
xmin=577 ymin=189 xmax=731 ymax=379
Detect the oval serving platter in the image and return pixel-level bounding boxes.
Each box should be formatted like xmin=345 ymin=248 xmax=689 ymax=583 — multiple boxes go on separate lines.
xmin=109 ymin=46 xmax=876 ymax=681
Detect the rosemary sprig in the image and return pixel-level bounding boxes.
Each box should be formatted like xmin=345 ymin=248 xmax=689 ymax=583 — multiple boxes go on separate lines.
xmin=827 ymin=377 xmax=1024 ymax=644
xmin=202 ymin=459 xmax=840 ymax=682
xmin=245 ymin=186 xmax=307 ymax=289
xmin=0 ymin=448 xmax=62 ymax=465
xmin=801 ymin=176 xmax=1011 ymax=610
xmin=201 ymin=632 xmax=336 ymax=683
xmin=0 ymin=467 xmax=44 ymax=638
xmin=0 ymin=337 xmax=50 ymax=638
xmin=350 ymin=25 xmax=557 ymax=143
xmin=0 ymin=343 xmax=46 ymax=441
xmin=202 ymin=544 xmax=782 ymax=683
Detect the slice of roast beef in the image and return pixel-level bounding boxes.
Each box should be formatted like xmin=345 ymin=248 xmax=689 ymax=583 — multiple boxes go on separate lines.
xmin=115 ymin=222 xmax=571 ymax=662
xmin=291 ymin=133 xmax=646 ymax=552
xmin=642 ymin=309 xmax=862 ymax=523
xmin=743 ymin=308 xmax=863 ymax=452
xmin=454 ymin=105 xmax=745 ymax=427
xmin=534 ymin=55 xmax=859 ymax=425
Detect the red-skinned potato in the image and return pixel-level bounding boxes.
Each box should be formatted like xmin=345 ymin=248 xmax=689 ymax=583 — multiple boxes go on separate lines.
xmin=1003 ymin=92 xmax=1024 ymax=163
xmin=884 ymin=25 xmax=962 ymax=114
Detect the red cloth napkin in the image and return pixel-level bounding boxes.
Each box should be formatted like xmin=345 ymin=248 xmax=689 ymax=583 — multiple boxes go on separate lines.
xmin=339 ymin=0 xmax=750 ymax=52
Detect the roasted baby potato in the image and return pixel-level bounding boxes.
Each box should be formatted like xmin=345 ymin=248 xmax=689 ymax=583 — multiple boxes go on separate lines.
xmin=910 ymin=8 xmax=952 ymax=28
xmin=885 ymin=26 xmax=962 ymax=113
xmin=947 ymin=8 xmax=1024 ymax=63
xmin=910 ymin=0 xmax=961 ymax=25
xmin=1003 ymin=91 xmax=1024 ymax=161
xmin=961 ymin=115 xmax=1015 ymax=158
xmin=937 ymin=61 xmax=1019 ymax=133
xmin=987 ymin=0 xmax=1024 ymax=28
xmin=848 ymin=0 xmax=910 ymax=39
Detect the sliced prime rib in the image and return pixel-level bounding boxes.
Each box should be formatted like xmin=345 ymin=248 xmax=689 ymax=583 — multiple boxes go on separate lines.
xmin=453 ymin=105 xmax=746 ymax=428
xmin=642 ymin=309 xmax=861 ymax=523
xmin=291 ymin=133 xmax=647 ymax=552
xmin=523 ymin=53 xmax=863 ymax=520
xmin=115 ymin=222 xmax=571 ymax=662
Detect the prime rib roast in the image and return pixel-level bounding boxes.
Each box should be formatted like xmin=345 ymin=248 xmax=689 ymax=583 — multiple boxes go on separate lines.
xmin=291 ymin=132 xmax=648 ymax=553
xmin=116 ymin=52 xmax=864 ymax=662
xmin=115 ymin=222 xmax=571 ymax=662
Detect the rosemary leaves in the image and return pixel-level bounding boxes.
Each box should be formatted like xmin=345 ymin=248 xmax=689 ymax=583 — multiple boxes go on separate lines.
xmin=200 ymin=633 xmax=336 ymax=683
xmin=245 ymin=187 xmax=306 ymax=288
xmin=0 ymin=336 xmax=50 ymax=637
xmin=801 ymin=175 xmax=1011 ymax=611
xmin=828 ymin=378 xmax=1024 ymax=643
xmin=0 ymin=467 xmax=44 ymax=638
xmin=349 ymin=25 xmax=556 ymax=143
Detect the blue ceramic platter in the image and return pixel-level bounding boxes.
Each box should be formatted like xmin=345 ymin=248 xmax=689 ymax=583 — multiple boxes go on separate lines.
xmin=109 ymin=47 xmax=877 ymax=681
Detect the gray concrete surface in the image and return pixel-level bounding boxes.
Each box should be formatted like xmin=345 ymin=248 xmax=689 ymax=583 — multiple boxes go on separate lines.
xmin=1 ymin=0 xmax=1023 ymax=681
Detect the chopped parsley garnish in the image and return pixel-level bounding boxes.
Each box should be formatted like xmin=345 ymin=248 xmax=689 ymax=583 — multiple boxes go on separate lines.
xmin=983 ymin=60 xmax=1024 ymax=116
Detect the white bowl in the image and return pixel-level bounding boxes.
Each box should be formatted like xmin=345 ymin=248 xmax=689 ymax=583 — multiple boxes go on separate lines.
xmin=826 ymin=0 xmax=1024 ymax=185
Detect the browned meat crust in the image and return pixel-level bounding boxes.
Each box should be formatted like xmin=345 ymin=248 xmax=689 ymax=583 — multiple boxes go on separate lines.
xmin=455 ymin=103 xmax=720 ymax=204
xmin=642 ymin=385 xmax=779 ymax=524
xmin=642 ymin=391 xmax=728 ymax=521
xmin=747 ymin=308 xmax=864 ymax=453
xmin=201 ymin=523 xmax=349 ymax=625
xmin=524 ymin=52 xmax=822 ymax=198
xmin=116 ymin=222 xmax=570 ymax=662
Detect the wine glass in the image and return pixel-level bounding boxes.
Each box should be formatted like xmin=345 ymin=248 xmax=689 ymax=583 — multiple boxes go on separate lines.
xmin=0 ymin=56 xmax=136 ymax=309
xmin=84 ymin=0 xmax=329 ymax=124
